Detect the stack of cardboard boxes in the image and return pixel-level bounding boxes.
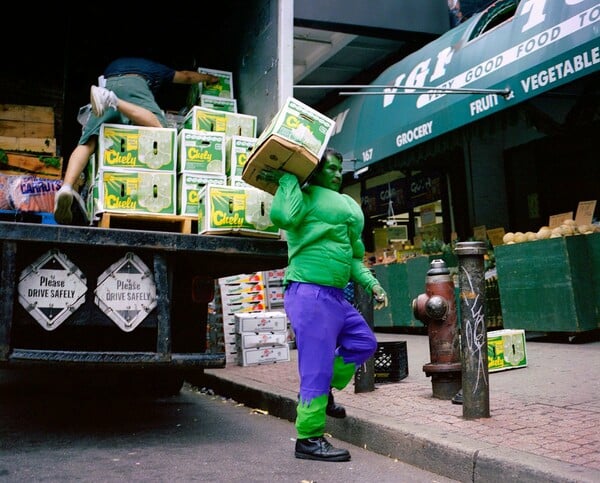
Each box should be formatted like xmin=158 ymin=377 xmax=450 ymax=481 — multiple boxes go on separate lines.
xmin=84 ymin=67 xmax=279 ymax=239
xmin=216 ymin=271 xmax=267 ymax=365
xmin=90 ymin=124 xmax=178 ymax=218
xmin=211 ymin=269 xmax=292 ymax=366
xmin=235 ymin=311 xmax=290 ymax=366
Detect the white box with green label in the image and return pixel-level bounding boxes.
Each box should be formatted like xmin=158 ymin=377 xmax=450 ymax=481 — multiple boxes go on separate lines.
xmin=178 ymin=129 xmax=226 ymax=174
xmin=227 ymin=135 xmax=257 ymax=180
xmin=200 ymin=94 xmax=237 ymax=113
xmin=197 ymin=185 xmax=280 ymax=238
xmin=95 ymin=168 xmax=176 ymax=215
xmin=487 ymin=329 xmax=527 ymax=372
xmin=98 ymin=124 xmax=177 ymax=172
xmin=197 ymin=67 xmax=234 ymax=99
xmin=178 ymin=172 xmax=227 ymax=216
xmin=241 ymin=97 xmax=335 ymax=194
xmin=183 ymin=107 xmax=257 ymax=138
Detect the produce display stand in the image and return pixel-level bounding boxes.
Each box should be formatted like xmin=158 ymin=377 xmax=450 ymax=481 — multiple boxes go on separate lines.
xmin=373 ymin=256 xmax=429 ymax=329
xmin=495 ymin=233 xmax=599 ymax=334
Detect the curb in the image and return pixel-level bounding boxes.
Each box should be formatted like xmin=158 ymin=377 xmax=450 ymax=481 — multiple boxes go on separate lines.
xmin=194 ymin=372 xmax=600 ymax=483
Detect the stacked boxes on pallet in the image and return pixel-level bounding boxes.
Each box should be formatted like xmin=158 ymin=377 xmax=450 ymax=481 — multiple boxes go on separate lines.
xmin=177 ymin=129 xmax=228 ymax=216
xmin=175 ymin=67 xmax=279 ymax=239
xmin=235 ymin=311 xmax=290 ymax=366
xmin=87 ymin=124 xmax=178 ymax=220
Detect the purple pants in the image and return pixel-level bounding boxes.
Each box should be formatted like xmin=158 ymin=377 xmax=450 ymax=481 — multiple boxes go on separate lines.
xmin=284 ymin=282 xmax=378 ymax=403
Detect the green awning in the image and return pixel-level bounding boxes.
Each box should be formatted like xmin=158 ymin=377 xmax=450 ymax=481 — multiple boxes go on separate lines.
xmin=327 ymin=0 xmax=600 ymax=170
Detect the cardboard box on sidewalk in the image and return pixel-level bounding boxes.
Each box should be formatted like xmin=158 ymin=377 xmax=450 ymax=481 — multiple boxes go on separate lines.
xmin=239 ymin=345 xmax=290 ymax=366
xmin=487 ymin=329 xmax=527 ymax=372
xmin=241 ymin=97 xmax=335 ymax=194
xmin=235 ymin=311 xmax=287 ymax=333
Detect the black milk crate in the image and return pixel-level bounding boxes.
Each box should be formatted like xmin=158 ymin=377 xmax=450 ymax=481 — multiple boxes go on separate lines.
xmin=373 ymin=341 xmax=408 ymax=383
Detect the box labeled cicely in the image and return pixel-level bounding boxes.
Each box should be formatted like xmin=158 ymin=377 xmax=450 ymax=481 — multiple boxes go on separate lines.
xmin=96 ymin=169 xmax=176 ymax=215
xmin=178 ymin=129 xmax=226 ymax=174
xmin=200 ymin=95 xmax=237 ymax=113
xmin=183 ymin=107 xmax=257 ymax=138
xmin=242 ymin=97 xmax=335 ymax=194
xmin=197 ymin=67 xmax=234 ymax=99
xmin=177 ymin=172 xmax=226 ymax=216
xmin=197 ymin=185 xmax=280 ymax=238
xmin=487 ymin=329 xmax=527 ymax=372
xmin=228 ymin=135 xmax=257 ymax=179
xmin=98 ymin=124 xmax=177 ymax=172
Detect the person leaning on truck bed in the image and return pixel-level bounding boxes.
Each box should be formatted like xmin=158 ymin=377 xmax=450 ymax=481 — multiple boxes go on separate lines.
xmin=53 ymin=56 xmax=219 ymax=225
xmin=258 ymin=148 xmax=389 ymax=462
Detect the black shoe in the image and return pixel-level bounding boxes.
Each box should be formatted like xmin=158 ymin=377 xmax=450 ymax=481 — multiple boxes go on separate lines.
xmin=452 ymin=389 xmax=463 ymax=405
xmin=295 ymin=436 xmax=351 ymax=462
xmin=326 ymin=390 xmax=346 ymax=418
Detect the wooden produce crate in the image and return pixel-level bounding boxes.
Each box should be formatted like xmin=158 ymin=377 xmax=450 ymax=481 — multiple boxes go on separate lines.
xmin=495 ymin=235 xmax=597 ymax=334
xmin=0 ymin=136 xmax=56 ymax=155
xmin=0 ymin=152 xmax=62 ymax=179
xmin=0 ymin=104 xmax=55 ymax=138
xmin=373 ymin=256 xmax=429 ymax=329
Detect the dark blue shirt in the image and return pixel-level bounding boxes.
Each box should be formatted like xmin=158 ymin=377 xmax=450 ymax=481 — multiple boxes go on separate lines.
xmin=103 ymin=57 xmax=175 ymax=95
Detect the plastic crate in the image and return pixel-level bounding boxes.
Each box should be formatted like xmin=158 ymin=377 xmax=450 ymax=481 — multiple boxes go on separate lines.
xmin=0 ymin=210 xmax=57 ymax=224
xmin=373 ymin=341 xmax=408 ymax=383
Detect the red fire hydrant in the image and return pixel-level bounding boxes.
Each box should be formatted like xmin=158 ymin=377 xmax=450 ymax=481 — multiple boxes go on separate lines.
xmin=412 ymin=259 xmax=462 ymax=400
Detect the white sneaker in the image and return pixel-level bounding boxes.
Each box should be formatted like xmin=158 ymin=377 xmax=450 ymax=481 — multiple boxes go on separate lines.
xmin=90 ymin=85 xmax=118 ymax=117
xmin=53 ymin=185 xmax=74 ymax=225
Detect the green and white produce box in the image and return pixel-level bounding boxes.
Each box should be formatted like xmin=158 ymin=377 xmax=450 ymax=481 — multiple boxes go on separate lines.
xmin=98 ymin=124 xmax=177 ymax=172
xmin=255 ymin=97 xmax=335 ymax=159
xmin=198 ymin=185 xmax=280 ymax=238
xmin=227 ymin=135 xmax=257 ymax=179
xmin=241 ymin=97 xmax=335 ymax=194
xmin=96 ymin=168 xmax=176 ymax=215
xmin=178 ymin=129 xmax=226 ymax=174
xmin=201 ymin=94 xmax=237 ymax=113
xmin=487 ymin=329 xmax=527 ymax=372
xmin=183 ymin=107 xmax=257 ymax=138
xmin=178 ymin=172 xmax=227 ymax=216
xmin=197 ymin=67 xmax=234 ymax=99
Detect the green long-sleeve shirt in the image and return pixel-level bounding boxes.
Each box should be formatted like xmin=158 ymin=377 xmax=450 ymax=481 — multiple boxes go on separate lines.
xmin=269 ymin=173 xmax=379 ymax=292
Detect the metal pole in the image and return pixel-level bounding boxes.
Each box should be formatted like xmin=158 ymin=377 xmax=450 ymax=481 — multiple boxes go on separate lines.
xmin=294 ymin=84 xmax=512 ymax=98
xmin=455 ymin=241 xmax=490 ymax=419
xmin=354 ymin=279 xmax=375 ymax=393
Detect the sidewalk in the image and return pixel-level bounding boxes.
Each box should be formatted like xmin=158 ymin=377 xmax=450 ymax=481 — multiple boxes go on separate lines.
xmin=197 ymin=332 xmax=600 ymax=483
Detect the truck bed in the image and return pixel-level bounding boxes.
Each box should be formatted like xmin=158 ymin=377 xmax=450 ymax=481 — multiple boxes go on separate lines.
xmin=0 ymin=221 xmax=288 ymax=371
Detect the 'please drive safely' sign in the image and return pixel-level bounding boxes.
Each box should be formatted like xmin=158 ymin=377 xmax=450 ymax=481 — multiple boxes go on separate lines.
xmin=18 ymin=249 xmax=87 ymax=331
xmin=94 ymin=252 xmax=157 ymax=332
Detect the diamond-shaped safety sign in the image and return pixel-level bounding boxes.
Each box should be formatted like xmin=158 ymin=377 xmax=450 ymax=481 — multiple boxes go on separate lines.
xmin=94 ymin=252 xmax=157 ymax=332
xmin=18 ymin=249 xmax=87 ymax=331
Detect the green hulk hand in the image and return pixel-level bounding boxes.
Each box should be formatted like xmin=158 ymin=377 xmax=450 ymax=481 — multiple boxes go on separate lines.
xmin=256 ymin=168 xmax=286 ymax=184
xmin=372 ymin=284 xmax=388 ymax=311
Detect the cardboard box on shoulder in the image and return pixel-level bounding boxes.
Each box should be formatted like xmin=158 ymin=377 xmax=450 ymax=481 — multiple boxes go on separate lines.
xmin=241 ymin=97 xmax=335 ymax=195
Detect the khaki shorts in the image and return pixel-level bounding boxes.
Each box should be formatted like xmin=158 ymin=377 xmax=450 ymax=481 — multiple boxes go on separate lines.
xmin=79 ymin=75 xmax=168 ymax=144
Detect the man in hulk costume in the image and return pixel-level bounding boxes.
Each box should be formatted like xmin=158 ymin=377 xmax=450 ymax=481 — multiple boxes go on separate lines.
xmin=259 ymin=148 xmax=388 ymax=462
